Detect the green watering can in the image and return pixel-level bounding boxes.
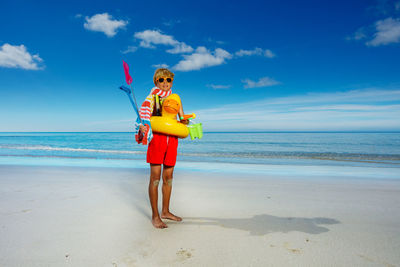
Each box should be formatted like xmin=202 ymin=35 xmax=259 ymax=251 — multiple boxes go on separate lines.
xmin=188 ymin=123 xmax=203 ymax=140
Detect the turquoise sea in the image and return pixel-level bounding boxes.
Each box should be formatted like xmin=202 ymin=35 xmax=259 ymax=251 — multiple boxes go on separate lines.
xmin=0 ymin=132 xmax=399 ymax=179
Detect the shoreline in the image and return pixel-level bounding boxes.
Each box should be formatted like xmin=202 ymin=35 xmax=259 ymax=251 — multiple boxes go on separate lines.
xmin=1 ymin=156 xmax=399 ymax=181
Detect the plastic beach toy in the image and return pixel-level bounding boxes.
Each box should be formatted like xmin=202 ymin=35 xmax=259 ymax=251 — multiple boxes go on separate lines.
xmin=188 ymin=123 xmax=203 ymax=140
xmin=180 ymin=114 xmax=196 ymax=121
xmin=150 ymin=94 xmax=190 ymax=138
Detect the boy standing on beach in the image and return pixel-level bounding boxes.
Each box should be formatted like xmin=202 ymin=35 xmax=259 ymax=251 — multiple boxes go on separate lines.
xmin=138 ymin=68 xmax=187 ymax=229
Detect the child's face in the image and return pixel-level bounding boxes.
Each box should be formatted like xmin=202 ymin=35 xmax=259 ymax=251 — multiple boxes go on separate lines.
xmin=156 ymin=77 xmax=173 ymax=91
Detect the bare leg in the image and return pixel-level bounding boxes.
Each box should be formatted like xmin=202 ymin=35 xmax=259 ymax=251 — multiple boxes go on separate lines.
xmin=161 ymin=165 xmax=182 ymax=221
xmin=149 ymin=164 xmax=167 ymax=228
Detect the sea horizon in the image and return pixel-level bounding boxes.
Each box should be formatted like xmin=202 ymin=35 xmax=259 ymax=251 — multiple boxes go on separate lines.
xmin=1 ymin=131 xmax=400 ymax=133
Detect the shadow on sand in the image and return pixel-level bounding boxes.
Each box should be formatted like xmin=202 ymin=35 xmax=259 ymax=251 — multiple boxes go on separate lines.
xmin=183 ymin=214 xmax=340 ymax=235
xmin=116 ymin=174 xmax=340 ymax=235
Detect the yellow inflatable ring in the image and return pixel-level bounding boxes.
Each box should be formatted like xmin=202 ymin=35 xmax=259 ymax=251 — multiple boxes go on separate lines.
xmin=150 ymin=94 xmax=189 ymax=138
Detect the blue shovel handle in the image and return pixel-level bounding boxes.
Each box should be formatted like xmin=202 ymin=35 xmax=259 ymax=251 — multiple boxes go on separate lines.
xmin=119 ymin=86 xmax=141 ymax=119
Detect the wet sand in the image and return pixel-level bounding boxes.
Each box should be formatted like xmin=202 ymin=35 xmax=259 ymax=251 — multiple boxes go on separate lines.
xmin=0 ymin=165 xmax=399 ymax=266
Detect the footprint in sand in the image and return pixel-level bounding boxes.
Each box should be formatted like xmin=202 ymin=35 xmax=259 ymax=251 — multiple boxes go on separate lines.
xmin=176 ymin=248 xmax=194 ymax=261
xmin=284 ymin=242 xmax=301 ymax=254
xmin=358 ymin=254 xmax=395 ymax=267
xmin=121 ymin=256 xmax=137 ymax=266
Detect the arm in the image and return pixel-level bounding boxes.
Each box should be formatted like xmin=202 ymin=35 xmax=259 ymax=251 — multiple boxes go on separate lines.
xmin=178 ymin=104 xmax=191 ymax=125
xmin=178 ymin=105 xmax=184 ymax=119
xmin=138 ymin=94 xmax=153 ymax=131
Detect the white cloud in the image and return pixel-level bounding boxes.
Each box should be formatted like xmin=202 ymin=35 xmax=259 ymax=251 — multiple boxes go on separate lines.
xmin=235 ymin=47 xmax=276 ymax=58
xmin=266 ymin=88 xmax=400 ymax=105
xmin=207 ymin=84 xmax=231 ymax=90
xmin=296 ymin=104 xmax=400 ymax=111
xmin=166 ymin=42 xmax=194 ymax=54
xmin=354 ymin=31 xmax=367 ymax=40
xmin=134 ymin=30 xmax=176 ymax=48
xmin=242 ymin=77 xmax=280 ymax=89
xmin=173 ymin=47 xmax=232 ymax=71
xmin=162 ymin=19 xmax=181 ymax=27
xmin=193 ymin=89 xmax=400 ymax=131
xmin=121 ymin=46 xmax=138 ymax=54
xmin=367 ymin=17 xmax=400 ymax=46
xmin=133 ymin=31 xmax=275 ymax=71
xmin=264 ymin=49 xmax=275 ymax=58
xmin=206 ymin=37 xmax=226 ymax=45
xmin=84 ymin=13 xmax=128 ymax=37
xmin=152 ymin=63 xmax=169 ymax=68
xmin=0 ymin=43 xmax=43 ymax=70
xmin=134 ymin=30 xmax=193 ymax=53
xmin=235 ymin=47 xmax=263 ymax=56
xmin=347 ymin=28 xmax=367 ymax=41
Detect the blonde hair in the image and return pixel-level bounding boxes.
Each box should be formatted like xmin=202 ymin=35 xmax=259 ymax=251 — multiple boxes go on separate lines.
xmin=153 ymin=68 xmax=174 ymax=85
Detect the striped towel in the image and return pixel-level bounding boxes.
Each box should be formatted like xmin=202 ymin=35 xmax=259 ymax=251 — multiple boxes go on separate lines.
xmin=135 ymin=87 xmax=172 ymax=145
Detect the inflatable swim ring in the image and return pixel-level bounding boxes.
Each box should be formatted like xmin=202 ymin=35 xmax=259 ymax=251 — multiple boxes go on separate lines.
xmin=150 ymin=94 xmax=189 ymax=138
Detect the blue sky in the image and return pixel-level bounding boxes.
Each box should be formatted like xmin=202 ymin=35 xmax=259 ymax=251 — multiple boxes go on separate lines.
xmin=1 ymin=0 xmax=400 ymax=131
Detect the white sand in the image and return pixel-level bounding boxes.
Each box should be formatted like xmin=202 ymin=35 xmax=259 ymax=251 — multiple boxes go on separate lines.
xmin=0 ymin=165 xmax=399 ymax=267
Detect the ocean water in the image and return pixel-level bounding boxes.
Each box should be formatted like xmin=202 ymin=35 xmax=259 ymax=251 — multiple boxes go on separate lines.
xmin=0 ymin=132 xmax=399 ymax=178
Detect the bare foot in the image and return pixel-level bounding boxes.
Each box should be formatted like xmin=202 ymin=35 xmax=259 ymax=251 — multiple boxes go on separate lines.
xmin=152 ymin=217 xmax=168 ymax=229
xmin=161 ymin=211 xmax=182 ymax=221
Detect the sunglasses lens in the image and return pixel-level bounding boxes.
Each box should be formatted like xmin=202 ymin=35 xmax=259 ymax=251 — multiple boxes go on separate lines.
xmin=158 ymin=77 xmax=172 ymax=83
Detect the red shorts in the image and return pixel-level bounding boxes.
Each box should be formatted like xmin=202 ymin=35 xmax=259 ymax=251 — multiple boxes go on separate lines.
xmin=147 ymin=132 xmax=179 ymax=166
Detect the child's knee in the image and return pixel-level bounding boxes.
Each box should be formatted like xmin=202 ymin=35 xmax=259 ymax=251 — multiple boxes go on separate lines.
xmin=151 ymin=179 xmax=160 ymax=186
xmin=150 ymin=173 xmax=161 ymax=187
xmin=162 ymin=175 xmax=173 ymax=186
xmin=165 ymin=179 xmax=173 ymax=186
xmin=162 ymin=174 xmax=173 ymax=185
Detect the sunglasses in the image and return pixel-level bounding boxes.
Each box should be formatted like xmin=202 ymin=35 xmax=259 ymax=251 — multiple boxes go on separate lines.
xmin=157 ymin=77 xmax=173 ymax=83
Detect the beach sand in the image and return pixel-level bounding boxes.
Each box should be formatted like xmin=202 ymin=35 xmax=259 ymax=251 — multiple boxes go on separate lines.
xmin=0 ymin=165 xmax=399 ymax=267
